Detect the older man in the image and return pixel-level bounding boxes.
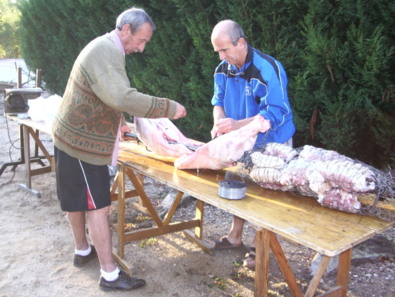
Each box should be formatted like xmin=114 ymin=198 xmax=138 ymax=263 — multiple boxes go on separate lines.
xmin=52 ymin=7 xmax=186 ymax=291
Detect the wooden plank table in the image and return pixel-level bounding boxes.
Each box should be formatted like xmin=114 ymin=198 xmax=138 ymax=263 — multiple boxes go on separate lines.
xmin=113 ymin=140 xmax=394 ymax=297
xmin=1 ymin=115 xmax=54 ymax=197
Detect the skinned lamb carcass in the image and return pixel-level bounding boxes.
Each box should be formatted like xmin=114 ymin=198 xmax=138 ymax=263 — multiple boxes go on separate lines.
xmin=318 ymin=188 xmax=361 ymax=213
xmin=263 ymin=142 xmax=298 ymax=162
xmin=135 ymin=117 xmax=204 ymax=158
xmin=250 ymin=151 xmax=286 ymax=169
xmin=174 ymin=115 xmax=271 ymax=170
xmin=249 ymin=167 xmax=284 ymax=190
xmin=279 ymin=159 xmax=330 ymax=196
xmin=318 ymin=159 xmax=376 ymax=192
xmin=299 ymin=145 xmax=347 ymax=161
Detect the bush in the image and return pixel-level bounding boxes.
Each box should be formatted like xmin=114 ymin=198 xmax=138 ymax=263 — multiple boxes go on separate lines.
xmin=18 ymin=0 xmax=395 ymax=168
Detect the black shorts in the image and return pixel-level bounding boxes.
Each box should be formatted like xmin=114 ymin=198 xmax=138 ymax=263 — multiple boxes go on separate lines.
xmin=54 ymin=147 xmax=111 ymax=212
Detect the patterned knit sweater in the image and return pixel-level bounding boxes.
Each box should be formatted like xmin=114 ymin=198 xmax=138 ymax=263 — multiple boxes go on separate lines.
xmin=53 ymin=33 xmax=178 ymax=165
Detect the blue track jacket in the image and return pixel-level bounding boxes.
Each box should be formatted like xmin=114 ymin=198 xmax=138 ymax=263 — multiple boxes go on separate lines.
xmin=211 ymin=44 xmax=295 ymax=148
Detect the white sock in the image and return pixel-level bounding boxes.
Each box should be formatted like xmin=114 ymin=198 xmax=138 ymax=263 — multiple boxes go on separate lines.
xmin=100 ymin=267 xmax=120 ymax=281
xmin=75 ymin=245 xmax=91 ymax=256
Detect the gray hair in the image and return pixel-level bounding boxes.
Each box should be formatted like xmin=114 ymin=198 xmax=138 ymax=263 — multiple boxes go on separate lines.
xmin=226 ymin=20 xmax=245 ymax=45
xmin=116 ymin=7 xmax=156 ymax=34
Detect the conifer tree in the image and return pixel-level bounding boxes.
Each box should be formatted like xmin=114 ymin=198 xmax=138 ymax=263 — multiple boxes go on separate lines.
xmin=293 ymin=0 xmax=395 ymax=166
xmin=18 ymin=0 xmax=126 ymax=93
xmin=17 ymin=0 xmax=395 ymax=167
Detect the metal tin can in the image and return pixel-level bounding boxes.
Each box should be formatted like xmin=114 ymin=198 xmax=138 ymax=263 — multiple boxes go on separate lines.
xmin=218 ymin=180 xmax=246 ymax=200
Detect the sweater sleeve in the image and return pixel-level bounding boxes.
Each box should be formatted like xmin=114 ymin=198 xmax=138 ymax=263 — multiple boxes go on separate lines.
xmin=79 ymin=37 xmax=177 ymax=119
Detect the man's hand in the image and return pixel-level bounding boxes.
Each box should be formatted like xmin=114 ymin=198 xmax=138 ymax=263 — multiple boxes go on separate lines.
xmin=210 ymin=126 xmax=221 ymax=139
xmin=211 ymin=116 xmax=259 ymax=139
xmin=173 ymin=102 xmax=187 ymax=119
xmin=210 ymin=118 xmax=234 ymax=139
xmin=120 ymin=124 xmax=131 ymax=140
xmin=213 ymin=118 xmax=235 ymax=135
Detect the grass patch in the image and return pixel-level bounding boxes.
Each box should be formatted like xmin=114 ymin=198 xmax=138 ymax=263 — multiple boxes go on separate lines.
xmin=137 ymin=237 xmax=157 ymax=248
xmin=207 ymin=276 xmax=228 ymax=291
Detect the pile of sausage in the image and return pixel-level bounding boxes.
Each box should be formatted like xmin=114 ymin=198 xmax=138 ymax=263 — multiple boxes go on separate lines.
xmin=246 ymin=143 xmax=376 ymax=213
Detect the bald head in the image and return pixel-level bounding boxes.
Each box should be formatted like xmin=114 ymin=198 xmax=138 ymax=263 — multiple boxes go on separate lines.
xmin=211 ymin=20 xmax=247 ymax=68
xmin=211 ymin=20 xmax=245 ymax=45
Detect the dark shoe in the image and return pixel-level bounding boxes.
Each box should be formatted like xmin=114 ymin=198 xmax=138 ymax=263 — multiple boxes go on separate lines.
xmin=73 ymin=245 xmax=97 ymax=267
xmin=99 ymin=270 xmax=146 ymax=291
xmin=213 ymin=236 xmax=244 ymax=250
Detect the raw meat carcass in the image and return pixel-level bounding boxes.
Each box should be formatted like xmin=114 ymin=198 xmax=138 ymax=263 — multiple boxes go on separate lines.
xmin=263 ymin=143 xmax=298 ymax=162
xmin=250 ymin=151 xmax=285 ymax=169
xmin=135 ymin=117 xmax=204 ymax=158
xmin=245 ymin=143 xmax=376 ymax=214
xmin=279 ymin=159 xmax=330 ymax=196
xmin=318 ymin=188 xmax=361 ymax=213
xmin=249 ymin=167 xmax=283 ymax=190
xmin=174 ymin=115 xmax=271 ymax=170
xmin=298 ymin=145 xmax=347 ymax=161
xmin=319 ymin=159 xmax=375 ymax=192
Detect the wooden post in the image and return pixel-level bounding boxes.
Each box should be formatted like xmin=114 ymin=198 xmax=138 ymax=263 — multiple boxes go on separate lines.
xmin=194 ymin=199 xmax=204 ymax=239
xmin=255 ymin=229 xmax=270 ymax=297
xmin=336 ymin=249 xmax=352 ymax=297
xmin=17 ymin=67 xmax=22 ymax=88
xmin=35 ymin=69 xmax=42 ymax=88
xmin=117 ymin=163 xmax=126 ymax=258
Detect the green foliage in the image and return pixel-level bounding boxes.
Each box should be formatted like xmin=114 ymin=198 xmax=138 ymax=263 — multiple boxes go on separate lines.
xmin=17 ymin=0 xmax=128 ymax=93
xmin=17 ymin=0 xmax=395 ymax=167
xmin=292 ymin=0 xmax=395 ymax=167
xmin=123 ymin=0 xmax=220 ymax=141
xmin=0 ymin=0 xmax=20 ymax=57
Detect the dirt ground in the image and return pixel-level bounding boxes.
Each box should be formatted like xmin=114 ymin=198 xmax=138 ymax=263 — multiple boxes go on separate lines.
xmin=0 ymin=95 xmax=394 ymax=297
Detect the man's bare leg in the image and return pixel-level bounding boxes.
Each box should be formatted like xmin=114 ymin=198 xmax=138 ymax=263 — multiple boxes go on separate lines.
xmin=226 ymin=215 xmax=245 ymax=245
xmin=86 ymin=206 xmax=117 ymax=272
xmin=67 ymin=211 xmax=89 ymax=251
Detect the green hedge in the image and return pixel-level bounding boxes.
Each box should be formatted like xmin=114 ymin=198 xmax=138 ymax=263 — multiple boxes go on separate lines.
xmin=18 ymin=0 xmax=395 ymax=168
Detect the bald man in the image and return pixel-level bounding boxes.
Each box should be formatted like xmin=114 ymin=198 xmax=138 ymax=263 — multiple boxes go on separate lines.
xmin=210 ymin=20 xmax=295 ymax=269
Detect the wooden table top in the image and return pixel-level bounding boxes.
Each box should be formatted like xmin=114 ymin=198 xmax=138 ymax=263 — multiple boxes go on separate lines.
xmin=6 ymin=115 xmax=52 ymax=135
xmin=118 ymin=141 xmax=394 ymax=257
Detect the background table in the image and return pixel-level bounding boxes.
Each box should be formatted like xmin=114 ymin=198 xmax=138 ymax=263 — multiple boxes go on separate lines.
xmin=1 ymin=115 xmax=53 ymax=197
